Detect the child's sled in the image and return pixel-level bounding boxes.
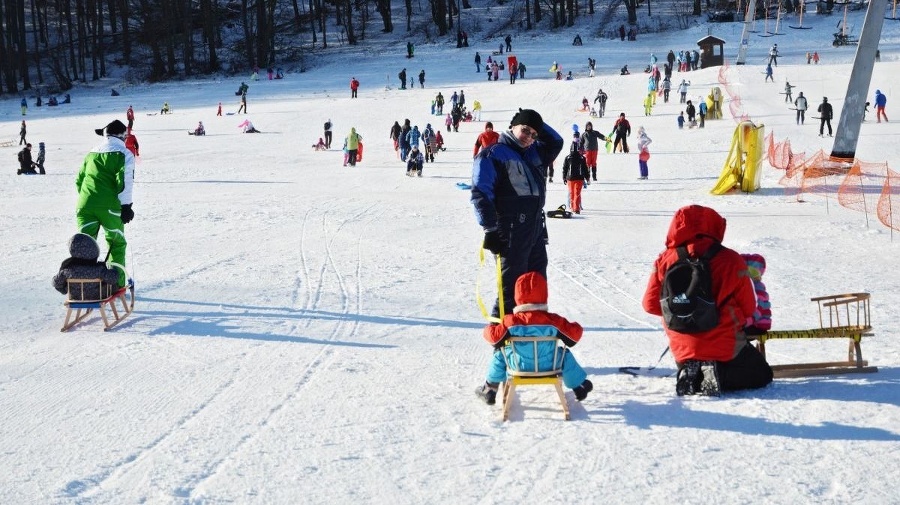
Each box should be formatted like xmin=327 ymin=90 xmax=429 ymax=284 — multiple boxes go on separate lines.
xmin=501 ymin=336 xmax=570 ymax=421
xmin=756 ymin=293 xmax=877 ymax=378
xmin=546 ymin=205 xmax=573 ymax=219
xmin=61 ymin=278 xmax=134 ymax=332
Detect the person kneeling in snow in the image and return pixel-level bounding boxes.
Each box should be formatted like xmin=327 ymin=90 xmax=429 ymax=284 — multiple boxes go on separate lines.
xmin=476 ymin=271 xmax=593 ymax=405
xmin=642 ymin=205 xmax=773 ymax=396
xmin=52 ymin=233 xmax=121 ymax=301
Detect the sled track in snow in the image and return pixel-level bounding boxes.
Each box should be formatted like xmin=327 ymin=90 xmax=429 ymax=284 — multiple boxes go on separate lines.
xmin=550 ymin=259 xmax=659 ymax=330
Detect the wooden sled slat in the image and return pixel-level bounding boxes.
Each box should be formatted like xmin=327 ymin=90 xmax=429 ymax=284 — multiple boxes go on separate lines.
xmin=501 ymin=337 xmax=570 ymax=421
xmin=62 ymin=279 xmax=134 ymax=332
xmin=757 ymin=293 xmax=877 ymax=378
xmin=773 ymin=365 xmax=879 ymax=379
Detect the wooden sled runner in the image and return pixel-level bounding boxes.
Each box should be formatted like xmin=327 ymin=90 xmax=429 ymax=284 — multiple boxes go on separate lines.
xmin=501 ymin=336 xmax=570 ymax=421
xmin=756 ymin=293 xmax=876 ymax=378
xmin=61 ymin=278 xmax=135 ymax=332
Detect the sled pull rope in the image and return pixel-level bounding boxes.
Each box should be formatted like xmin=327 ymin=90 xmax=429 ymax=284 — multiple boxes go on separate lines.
xmin=476 ymin=246 xmax=504 ymax=323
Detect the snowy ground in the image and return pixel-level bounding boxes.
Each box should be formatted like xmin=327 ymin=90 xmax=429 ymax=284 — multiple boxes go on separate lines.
xmin=2 ymin=6 xmax=900 ymax=504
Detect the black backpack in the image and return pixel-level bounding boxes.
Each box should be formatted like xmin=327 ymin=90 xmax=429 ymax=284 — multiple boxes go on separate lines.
xmin=17 ymin=150 xmax=24 ymax=163
xmin=660 ymin=243 xmax=722 ymax=333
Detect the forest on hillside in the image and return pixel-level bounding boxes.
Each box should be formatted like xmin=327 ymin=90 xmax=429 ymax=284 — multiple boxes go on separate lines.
xmin=1 ymin=0 xmax=752 ymax=94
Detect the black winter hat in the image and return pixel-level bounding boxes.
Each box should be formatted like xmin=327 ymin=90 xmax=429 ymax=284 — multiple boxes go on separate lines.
xmin=95 ymin=119 xmax=127 ymax=137
xmin=510 ymin=108 xmax=544 ymax=132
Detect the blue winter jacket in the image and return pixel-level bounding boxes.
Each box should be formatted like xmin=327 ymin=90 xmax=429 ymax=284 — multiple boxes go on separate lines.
xmin=406 ymin=127 xmax=421 ymax=147
xmin=470 ymin=126 xmax=564 ymax=232
xmin=875 ymin=91 xmax=887 ymax=107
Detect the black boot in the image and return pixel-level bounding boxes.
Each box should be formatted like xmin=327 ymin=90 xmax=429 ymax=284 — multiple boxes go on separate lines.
xmin=591 ymin=167 xmax=597 ymax=181
xmin=676 ymin=360 xmax=701 ymax=396
xmin=475 ymin=382 xmax=499 ymax=405
xmin=573 ymin=379 xmax=593 ymax=401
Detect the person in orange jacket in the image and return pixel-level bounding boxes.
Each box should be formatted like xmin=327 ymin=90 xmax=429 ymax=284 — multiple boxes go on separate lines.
xmin=472 ymin=122 xmax=499 ymax=157
xmin=642 ymin=205 xmax=773 ymax=395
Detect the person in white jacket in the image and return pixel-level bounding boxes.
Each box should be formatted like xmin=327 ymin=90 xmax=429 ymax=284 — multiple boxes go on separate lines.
xmin=678 ymin=80 xmax=691 ymax=104
xmin=794 ymin=92 xmax=808 ymax=125
xmin=636 ymin=126 xmax=652 ymax=180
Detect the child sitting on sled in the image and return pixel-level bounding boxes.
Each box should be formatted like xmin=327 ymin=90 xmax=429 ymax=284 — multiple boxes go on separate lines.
xmin=313 ymin=137 xmax=327 ymax=151
xmin=475 ymin=271 xmax=593 ymax=405
xmin=52 ymin=234 xmax=121 ymax=301
xmin=189 ymin=121 xmax=206 ymax=136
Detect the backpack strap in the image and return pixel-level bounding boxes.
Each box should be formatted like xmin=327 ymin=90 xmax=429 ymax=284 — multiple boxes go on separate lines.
xmin=701 ymin=242 xmax=722 ymax=261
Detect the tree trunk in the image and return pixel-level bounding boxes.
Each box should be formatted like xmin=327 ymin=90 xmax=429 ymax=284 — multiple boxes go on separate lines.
xmin=377 ymin=0 xmax=392 ymax=32
xmin=405 ymin=0 xmax=411 ymax=31
xmin=430 ymin=0 xmax=447 ymax=36
xmin=624 ymin=0 xmax=637 ymax=23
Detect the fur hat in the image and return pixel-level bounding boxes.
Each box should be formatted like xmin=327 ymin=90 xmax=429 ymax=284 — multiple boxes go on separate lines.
xmin=510 ymin=108 xmax=544 ymax=132
xmin=95 ymin=119 xmax=127 ymax=137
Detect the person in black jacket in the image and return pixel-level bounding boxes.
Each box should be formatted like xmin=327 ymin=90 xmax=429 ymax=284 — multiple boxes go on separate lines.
xmin=612 ymin=113 xmax=631 ymax=153
xmin=818 ymin=97 xmax=833 ymax=137
xmin=53 ymin=233 xmax=120 ymax=301
xmin=17 ymin=143 xmax=36 ymax=174
xmin=562 ymin=143 xmax=590 ymax=214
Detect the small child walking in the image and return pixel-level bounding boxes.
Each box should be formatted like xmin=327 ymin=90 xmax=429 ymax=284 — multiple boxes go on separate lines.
xmin=637 ymin=126 xmax=652 ymax=179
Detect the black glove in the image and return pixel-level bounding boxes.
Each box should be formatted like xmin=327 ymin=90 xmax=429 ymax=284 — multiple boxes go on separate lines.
xmin=483 ymin=229 xmax=507 ymax=255
xmin=120 ymin=204 xmax=134 ymax=224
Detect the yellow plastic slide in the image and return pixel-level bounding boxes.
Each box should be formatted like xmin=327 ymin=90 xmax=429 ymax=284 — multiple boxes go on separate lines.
xmin=710 ymin=121 xmax=764 ymax=194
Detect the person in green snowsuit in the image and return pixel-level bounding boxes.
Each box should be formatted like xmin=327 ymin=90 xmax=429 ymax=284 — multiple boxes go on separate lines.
xmin=75 ymin=119 xmax=136 ymax=288
xmin=345 ymin=127 xmax=362 ymax=166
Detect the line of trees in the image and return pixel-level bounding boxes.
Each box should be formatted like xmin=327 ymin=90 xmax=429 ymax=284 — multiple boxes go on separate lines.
xmin=1 ymin=0 xmax=689 ymax=96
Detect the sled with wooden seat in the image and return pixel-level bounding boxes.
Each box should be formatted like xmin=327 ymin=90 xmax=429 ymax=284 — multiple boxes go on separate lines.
xmin=61 ymin=278 xmax=134 ymax=332
xmin=756 ymin=293 xmax=876 ymax=378
xmin=501 ymin=336 xmax=570 ymax=421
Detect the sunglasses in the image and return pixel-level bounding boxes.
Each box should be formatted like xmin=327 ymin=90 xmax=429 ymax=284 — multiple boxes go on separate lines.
xmin=518 ymin=125 xmax=539 ymax=139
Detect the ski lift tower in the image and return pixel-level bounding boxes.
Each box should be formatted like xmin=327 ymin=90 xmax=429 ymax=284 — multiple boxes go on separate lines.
xmin=736 ymin=0 xmax=758 ymax=64
xmin=832 ymin=0 xmax=889 ymax=159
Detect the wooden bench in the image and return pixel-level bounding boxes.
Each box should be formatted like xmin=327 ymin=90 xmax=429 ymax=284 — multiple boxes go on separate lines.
xmin=501 ymin=336 xmax=570 ymax=421
xmin=756 ymin=293 xmax=876 ymax=378
xmin=61 ymin=278 xmax=134 ymax=332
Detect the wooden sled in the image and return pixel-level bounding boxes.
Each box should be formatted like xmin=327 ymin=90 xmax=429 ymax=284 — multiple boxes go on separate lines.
xmin=756 ymin=293 xmax=876 ymax=378
xmin=0 ymin=139 xmax=15 ymax=148
xmin=501 ymin=336 xmax=570 ymax=421
xmin=61 ymin=278 xmax=134 ymax=332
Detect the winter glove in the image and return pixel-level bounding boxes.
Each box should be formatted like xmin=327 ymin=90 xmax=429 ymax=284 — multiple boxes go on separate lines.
xmin=482 ymin=229 xmax=508 ymax=255
xmin=120 ymin=204 xmax=134 ymax=224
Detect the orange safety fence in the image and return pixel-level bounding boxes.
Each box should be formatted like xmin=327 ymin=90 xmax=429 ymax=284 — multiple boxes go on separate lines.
xmin=720 ymin=61 xmax=900 ymax=232
xmin=838 ymin=160 xmax=888 ymax=214
xmin=877 ymin=169 xmax=900 ymax=231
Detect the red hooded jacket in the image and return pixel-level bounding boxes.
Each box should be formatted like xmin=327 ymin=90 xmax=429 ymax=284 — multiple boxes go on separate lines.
xmin=642 ymin=205 xmax=756 ymax=362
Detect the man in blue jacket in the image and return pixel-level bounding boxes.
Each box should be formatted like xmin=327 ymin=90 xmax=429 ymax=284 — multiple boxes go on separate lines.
xmin=471 ymin=109 xmax=564 ymax=318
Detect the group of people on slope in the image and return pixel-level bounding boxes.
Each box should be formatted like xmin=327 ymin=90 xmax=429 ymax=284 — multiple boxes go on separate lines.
xmin=470 ymin=108 xmax=774 ymax=406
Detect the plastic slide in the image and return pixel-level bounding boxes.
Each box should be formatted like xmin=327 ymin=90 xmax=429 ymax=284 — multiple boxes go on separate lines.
xmin=710 ymin=121 xmax=764 ymax=194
